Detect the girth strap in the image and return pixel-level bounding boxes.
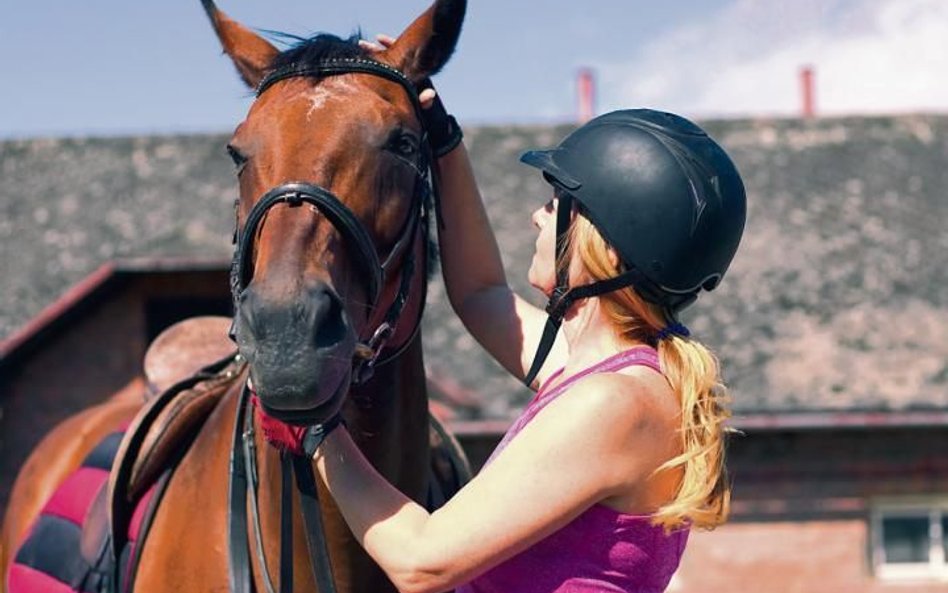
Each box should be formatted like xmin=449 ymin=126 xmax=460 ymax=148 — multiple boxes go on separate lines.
xmin=279 ymin=453 xmax=294 ymax=593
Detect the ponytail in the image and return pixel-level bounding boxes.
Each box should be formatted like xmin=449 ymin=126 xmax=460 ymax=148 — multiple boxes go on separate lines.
xmin=651 ymin=336 xmax=731 ymax=530
xmin=568 ymin=215 xmax=733 ymax=531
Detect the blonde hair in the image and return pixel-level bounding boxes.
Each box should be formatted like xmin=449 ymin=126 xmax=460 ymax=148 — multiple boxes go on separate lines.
xmin=565 ymin=214 xmax=732 ymax=531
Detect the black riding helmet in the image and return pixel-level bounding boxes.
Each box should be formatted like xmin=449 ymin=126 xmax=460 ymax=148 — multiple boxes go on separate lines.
xmin=520 ymin=109 xmax=746 ymax=386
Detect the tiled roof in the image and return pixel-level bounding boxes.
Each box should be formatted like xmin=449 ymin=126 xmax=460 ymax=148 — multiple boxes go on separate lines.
xmin=2 ymin=116 xmax=947 ymax=417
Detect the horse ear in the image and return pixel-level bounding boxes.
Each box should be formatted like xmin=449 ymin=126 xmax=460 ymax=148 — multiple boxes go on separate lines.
xmin=383 ymin=0 xmax=466 ymax=81
xmin=201 ymin=0 xmax=279 ymax=89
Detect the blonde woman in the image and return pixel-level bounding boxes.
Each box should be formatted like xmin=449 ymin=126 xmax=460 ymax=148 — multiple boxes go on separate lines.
xmin=292 ymin=77 xmax=746 ymax=592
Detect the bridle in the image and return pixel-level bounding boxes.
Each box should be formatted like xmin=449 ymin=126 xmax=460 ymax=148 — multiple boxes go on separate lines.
xmin=227 ymin=57 xmax=437 ymax=593
xmin=229 ymin=57 xmax=435 ymax=387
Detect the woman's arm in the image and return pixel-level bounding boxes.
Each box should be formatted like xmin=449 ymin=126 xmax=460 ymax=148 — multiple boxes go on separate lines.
xmin=433 ymin=144 xmax=566 ymax=386
xmin=314 ymin=372 xmax=672 ymax=593
xmin=359 ymin=33 xmax=566 ymax=386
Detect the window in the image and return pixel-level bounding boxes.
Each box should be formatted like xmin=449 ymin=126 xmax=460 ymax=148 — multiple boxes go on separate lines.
xmin=872 ymin=503 xmax=948 ymax=581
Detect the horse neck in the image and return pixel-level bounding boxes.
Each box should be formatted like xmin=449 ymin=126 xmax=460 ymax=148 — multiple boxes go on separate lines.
xmin=346 ymin=333 xmax=430 ymax=496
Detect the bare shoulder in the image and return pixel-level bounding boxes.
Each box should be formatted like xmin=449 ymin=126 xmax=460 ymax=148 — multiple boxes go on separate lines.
xmin=560 ymin=366 xmax=676 ymax=429
xmin=497 ymin=366 xmax=676 ymax=459
xmin=474 ymin=361 xmax=679 ymax=482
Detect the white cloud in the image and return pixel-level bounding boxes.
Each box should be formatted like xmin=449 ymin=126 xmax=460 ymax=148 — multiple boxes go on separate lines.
xmin=597 ymin=0 xmax=948 ymax=118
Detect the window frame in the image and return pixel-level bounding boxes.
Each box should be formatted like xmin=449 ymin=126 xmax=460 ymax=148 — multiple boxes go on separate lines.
xmin=871 ymin=499 xmax=948 ymax=581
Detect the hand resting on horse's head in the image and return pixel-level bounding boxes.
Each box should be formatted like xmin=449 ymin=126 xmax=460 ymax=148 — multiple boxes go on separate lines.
xmin=360 ymin=34 xmax=463 ymax=157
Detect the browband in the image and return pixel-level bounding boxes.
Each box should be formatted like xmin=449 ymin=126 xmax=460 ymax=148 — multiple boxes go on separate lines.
xmin=256 ymin=58 xmax=426 ymax=125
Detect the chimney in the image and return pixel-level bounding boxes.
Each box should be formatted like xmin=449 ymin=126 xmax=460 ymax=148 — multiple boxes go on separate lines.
xmin=800 ymin=65 xmax=816 ymax=118
xmin=577 ymin=68 xmax=596 ymax=123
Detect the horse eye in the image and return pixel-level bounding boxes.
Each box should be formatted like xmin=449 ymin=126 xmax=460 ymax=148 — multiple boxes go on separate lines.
xmin=393 ymin=135 xmax=417 ymax=157
xmin=226 ymin=144 xmax=248 ymax=172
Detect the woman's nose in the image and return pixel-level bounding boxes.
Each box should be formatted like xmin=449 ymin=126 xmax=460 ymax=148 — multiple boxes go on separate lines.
xmin=532 ymin=206 xmax=547 ymax=229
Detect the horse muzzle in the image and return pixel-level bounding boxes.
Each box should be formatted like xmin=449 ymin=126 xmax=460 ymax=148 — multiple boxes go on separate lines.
xmin=233 ymin=281 xmax=355 ymax=424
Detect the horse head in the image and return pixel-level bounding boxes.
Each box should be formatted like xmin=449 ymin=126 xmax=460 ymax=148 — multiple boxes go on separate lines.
xmin=202 ymin=0 xmax=466 ymax=424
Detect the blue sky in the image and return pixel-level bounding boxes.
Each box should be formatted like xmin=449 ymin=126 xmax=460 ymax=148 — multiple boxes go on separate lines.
xmin=1 ymin=0 xmax=945 ymax=139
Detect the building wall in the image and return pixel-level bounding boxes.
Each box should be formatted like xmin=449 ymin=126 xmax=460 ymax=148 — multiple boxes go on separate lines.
xmin=0 ymin=269 xmax=230 ymax=509
xmin=674 ymin=428 xmax=948 ymax=592
xmin=0 ymin=285 xmax=143 ymax=509
xmin=678 ymin=520 xmax=947 ymax=593
xmin=729 ymin=428 xmax=948 ymax=521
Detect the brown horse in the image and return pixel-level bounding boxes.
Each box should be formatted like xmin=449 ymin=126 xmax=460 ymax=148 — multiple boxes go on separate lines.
xmin=0 ymin=0 xmax=467 ymax=591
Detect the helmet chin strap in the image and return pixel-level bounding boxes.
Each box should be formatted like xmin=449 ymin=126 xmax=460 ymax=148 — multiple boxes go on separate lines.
xmin=522 ymin=192 xmax=691 ymax=387
xmin=523 ymin=191 xmax=574 ymax=387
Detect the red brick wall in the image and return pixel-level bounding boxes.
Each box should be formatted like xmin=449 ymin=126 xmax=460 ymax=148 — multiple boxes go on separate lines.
xmin=671 ymin=428 xmax=948 ymax=592
xmin=677 ymin=521 xmax=948 ymax=593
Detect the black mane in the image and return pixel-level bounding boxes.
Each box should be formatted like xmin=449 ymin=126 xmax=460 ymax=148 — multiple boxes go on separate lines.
xmin=269 ymin=32 xmax=369 ymax=70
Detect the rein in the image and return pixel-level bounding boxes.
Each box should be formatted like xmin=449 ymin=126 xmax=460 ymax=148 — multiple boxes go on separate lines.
xmin=227 ymin=57 xmax=437 ymax=593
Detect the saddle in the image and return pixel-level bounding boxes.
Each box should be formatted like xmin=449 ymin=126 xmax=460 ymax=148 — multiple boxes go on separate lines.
xmin=142 ymin=316 xmax=236 ymax=398
xmin=9 ymin=316 xmax=241 ymax=593
xmin=84 ymin=317 xmax=243 ymax=592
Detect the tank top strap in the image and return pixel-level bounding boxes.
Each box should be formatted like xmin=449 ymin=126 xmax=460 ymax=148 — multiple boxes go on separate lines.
xmin=493 ymin=346 xmax=662 ymax=461
xmin=536 ymin=345 xmax=661 ymax=403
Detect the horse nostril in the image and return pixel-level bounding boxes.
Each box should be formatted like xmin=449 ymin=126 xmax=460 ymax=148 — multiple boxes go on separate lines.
xmin=306 ymin=284 xmax=348 ymax=349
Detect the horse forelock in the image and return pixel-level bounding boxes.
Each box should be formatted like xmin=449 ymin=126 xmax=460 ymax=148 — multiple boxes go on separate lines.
xmin=269 ymin=32 xmax=369 ymax=72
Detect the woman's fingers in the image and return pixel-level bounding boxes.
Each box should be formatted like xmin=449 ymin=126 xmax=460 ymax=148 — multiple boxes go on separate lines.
xmin=357 ymin=39 xmax=384 ymax=52
xmin=358 ymin=33 xmax=397 ymax=53
xmin=358 ymin=34 xmax=435 ymax=110
xmin=419 ymin=88 xmax=437 ymax=110
xmin=375 ymin=34 xmax=396 ymax=48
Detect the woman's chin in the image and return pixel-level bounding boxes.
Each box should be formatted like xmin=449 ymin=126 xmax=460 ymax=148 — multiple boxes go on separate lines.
xmin=527 ymin=273 xmax=552 ymax=298
xmin=527 ymin=269 xmax=542 ymax=293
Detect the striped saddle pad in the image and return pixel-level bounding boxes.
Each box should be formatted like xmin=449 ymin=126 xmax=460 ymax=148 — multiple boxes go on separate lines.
xmin=6 ymin=426 xmax=160 ymax=593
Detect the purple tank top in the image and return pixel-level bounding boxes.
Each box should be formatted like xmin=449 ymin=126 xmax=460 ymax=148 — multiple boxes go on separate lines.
xmin=457 ymin=347 xmax=689 ymax=593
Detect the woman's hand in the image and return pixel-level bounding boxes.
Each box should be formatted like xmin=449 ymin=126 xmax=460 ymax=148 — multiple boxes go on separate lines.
xmin=359 ymin=34 xmax=436 ymax=108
